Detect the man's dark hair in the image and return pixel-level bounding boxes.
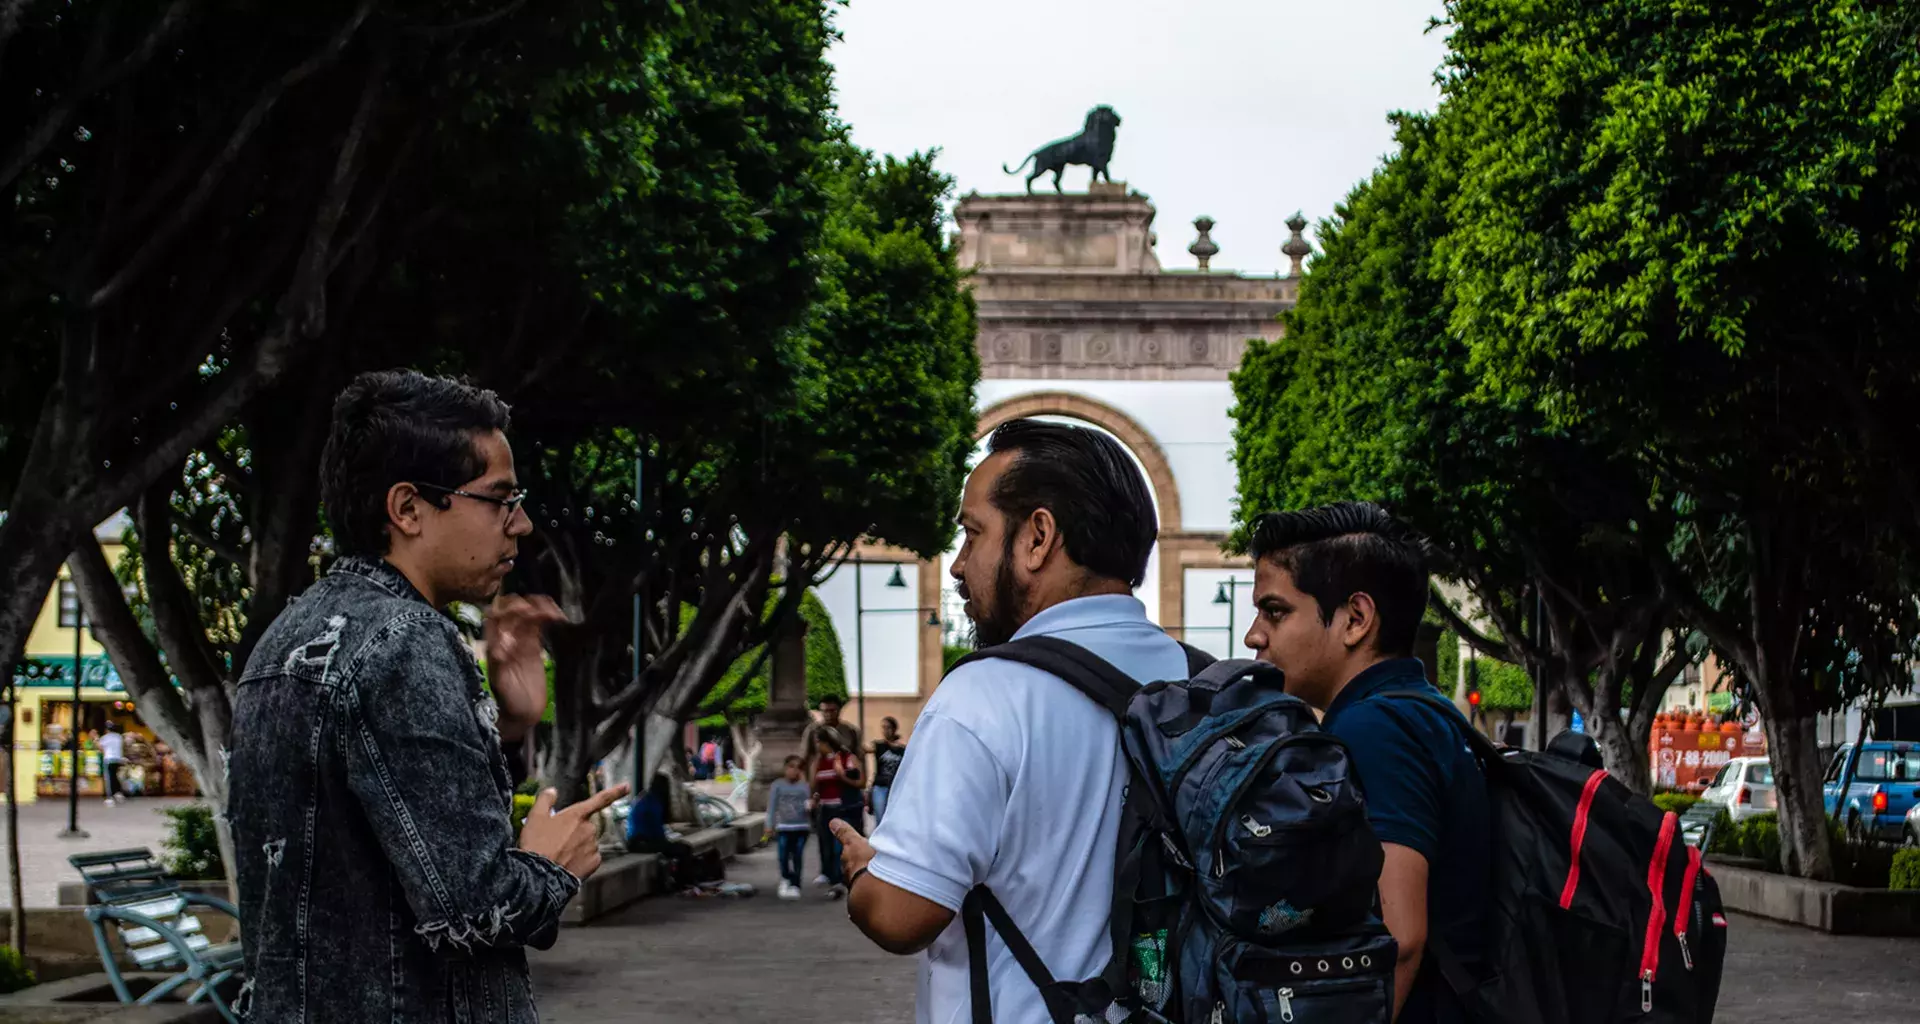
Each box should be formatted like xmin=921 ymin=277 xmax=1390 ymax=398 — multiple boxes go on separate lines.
xmin=817 ymin=696 xmax=842 ymax=710
xmin=1245 ymin=501 xmax=1429 ymax=658
xmin=320 ymin=370 xmax=512 ymax=557
xmin=784 ymin=754 xmax=804 ymax=769
xmin=882 ymin=716 xmax=898 ymax=728
xmin=984 ymin=419 xmax=1156 ymax=587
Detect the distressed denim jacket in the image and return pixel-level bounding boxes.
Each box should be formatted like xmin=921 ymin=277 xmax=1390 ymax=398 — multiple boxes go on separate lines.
xmin=229 ymin=556 xmax=578 ymax=1023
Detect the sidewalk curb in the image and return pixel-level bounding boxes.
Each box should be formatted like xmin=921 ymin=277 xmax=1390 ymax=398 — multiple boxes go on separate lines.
xmin=1708 ymin=858 xmax=1920 ymax=935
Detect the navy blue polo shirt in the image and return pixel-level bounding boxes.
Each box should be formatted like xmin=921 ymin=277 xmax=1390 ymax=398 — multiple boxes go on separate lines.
xmin=1323 ymin=658 xmax=1489 ymax=1024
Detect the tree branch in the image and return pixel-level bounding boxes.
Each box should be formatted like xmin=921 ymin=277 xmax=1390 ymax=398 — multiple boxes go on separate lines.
xmin=87 ymin=1 xmax=372 ymax=310
xmin=67 ymin=534 xmax=203 ymax=754
xmin=135 ymin=477 xmax=227 ymax=698
xmin=1428 ymin=583 xmax=1514 ymax=662
xmin=0 ymin=1 xmax=196 ymax=192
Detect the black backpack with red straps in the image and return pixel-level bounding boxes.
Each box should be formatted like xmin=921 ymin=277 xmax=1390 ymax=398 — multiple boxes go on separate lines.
xmin=1384 ymin=692 xmax=1727 ymax=1024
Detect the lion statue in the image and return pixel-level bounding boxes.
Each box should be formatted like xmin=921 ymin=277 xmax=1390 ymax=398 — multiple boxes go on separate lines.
xmin=1002 ymin=106 xmax=1122 ymax=194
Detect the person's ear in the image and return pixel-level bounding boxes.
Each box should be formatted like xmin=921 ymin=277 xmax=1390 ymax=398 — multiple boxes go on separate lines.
xmin=1340 ymin=592 xmax=1379 ymax=652
xmin=1020 ymin=508 xmax=1062 ymax=573
xmin=387 ymin=482 xmax=430 ymax=541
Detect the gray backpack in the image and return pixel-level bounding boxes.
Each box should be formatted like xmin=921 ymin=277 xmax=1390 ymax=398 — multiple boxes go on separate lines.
xmin=950 ymin=637 xmax=1397 ymax=1023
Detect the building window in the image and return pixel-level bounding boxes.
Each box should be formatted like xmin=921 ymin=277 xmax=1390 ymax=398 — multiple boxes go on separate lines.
xmin=57 ymin=579 xmax=82 ymax=628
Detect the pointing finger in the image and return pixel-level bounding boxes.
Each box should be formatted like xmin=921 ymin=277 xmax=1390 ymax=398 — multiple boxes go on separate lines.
xmin=572 ymin=783 xmax=631 ymax=818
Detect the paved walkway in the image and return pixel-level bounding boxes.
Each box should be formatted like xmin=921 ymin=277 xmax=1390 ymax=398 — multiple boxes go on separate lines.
xmin=531 ymin=848 xmax=1920 ymax=1024
xmin=531 ymin=845 xmax=916 ymax=1023
xmin=0 ymin=796 xmax=199 ymax=907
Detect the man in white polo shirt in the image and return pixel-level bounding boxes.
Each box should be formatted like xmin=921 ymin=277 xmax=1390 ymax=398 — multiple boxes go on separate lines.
xmin=831 ymin=418 xmax=1186 ymax=1024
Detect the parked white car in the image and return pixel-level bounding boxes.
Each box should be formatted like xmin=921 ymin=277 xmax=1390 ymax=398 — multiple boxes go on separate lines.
xmin=1700 ymin=756 xmax=1775 ymax=821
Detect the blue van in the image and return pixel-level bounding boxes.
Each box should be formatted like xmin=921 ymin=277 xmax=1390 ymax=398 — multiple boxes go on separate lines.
xmin=1822 ymin=742 xmax=1920 ymax=843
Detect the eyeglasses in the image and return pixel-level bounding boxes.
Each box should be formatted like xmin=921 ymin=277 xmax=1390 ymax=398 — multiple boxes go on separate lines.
xmin=412 ymin=482 xmax=530 ymax=520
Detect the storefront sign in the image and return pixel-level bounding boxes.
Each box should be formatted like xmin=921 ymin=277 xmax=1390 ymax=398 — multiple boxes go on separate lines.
xmin=11 ymin=656 xmax=126 ymax=691
xmin=1651 ymin=725 xmax=1765 ymax=791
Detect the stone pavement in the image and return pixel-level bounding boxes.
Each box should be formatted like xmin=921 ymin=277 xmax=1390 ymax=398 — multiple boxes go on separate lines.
xmin=531 ymin=848 xmax=1920 ymax=1024
xmin=0 ymin=796 xmax=199 ymax=907
xmin=1719 ymin=911 xmax=1919 ymax=1023
xmin=531 ymin=844 xmax=916 ymax=1023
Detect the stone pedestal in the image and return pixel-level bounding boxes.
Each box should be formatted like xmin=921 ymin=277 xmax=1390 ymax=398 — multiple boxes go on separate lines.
xmin=747 ymin=616 xmax=810 ymax=812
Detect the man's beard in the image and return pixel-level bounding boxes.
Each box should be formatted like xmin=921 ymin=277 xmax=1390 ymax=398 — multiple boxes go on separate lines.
xmin=964 ymin=539 xmax=1027 ymax=648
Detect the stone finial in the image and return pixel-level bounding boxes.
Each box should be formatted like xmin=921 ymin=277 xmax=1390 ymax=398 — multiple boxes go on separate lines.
xmin=1282 ymin=211 xmax=1312 ymax=277
xmin=1188 ymin=216 xmax=1220 ymax=273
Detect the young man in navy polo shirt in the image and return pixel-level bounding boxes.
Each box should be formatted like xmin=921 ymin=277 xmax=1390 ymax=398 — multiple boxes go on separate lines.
xmin=1241 ymin=502 xmax=1488 ymax=1024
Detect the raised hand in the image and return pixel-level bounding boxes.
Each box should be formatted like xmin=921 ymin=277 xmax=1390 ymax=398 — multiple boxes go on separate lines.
xmin=485 ymin=594 xmax=568 ymax=740
xmin=518 ymin=784 xmax=631 ymax=879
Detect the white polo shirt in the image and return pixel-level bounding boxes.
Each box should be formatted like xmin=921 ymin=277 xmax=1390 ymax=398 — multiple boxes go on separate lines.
xmin=866 ymin=595 xmax=1189 ymax=1024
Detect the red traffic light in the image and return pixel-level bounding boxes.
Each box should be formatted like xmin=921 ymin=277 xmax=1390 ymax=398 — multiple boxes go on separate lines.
xmin=1467 ymin=690 xmax=1482 ymax=707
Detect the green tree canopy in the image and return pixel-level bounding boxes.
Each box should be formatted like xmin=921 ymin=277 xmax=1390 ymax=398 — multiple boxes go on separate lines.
xmin=1230 ymin=112 xmax=1684 ymax=793
xmin=1436 ymin=0 xmax=1920 ymax=878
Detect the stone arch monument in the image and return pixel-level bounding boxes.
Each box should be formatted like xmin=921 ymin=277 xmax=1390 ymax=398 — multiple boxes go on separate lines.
xmin=817 ymin=180 xmax=1307 ymax=739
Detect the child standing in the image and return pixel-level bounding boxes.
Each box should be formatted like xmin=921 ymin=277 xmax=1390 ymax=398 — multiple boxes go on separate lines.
xmin=765 ymin=756 xmax=812 ymax=900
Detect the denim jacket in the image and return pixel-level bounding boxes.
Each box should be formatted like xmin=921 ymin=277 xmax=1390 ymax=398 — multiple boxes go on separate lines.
xmin=229 ymin=556 xmax=578 ymax=1023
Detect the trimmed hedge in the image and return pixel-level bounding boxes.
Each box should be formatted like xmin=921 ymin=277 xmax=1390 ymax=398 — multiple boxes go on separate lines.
xmin=1652 ymin=793 xmax=1701 ymax=816
xmin=1893 ymin=849 xmax=1920 ymax=891
xmin=0 ymin=946 xmax=33 ymax=994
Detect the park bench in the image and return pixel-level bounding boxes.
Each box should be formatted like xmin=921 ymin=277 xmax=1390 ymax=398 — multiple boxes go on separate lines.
xmin=66 ymin=848 xmax=243 ymax=1023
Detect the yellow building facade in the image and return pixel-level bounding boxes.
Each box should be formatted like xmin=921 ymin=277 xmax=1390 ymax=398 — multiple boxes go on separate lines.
xmin=10 ymin=514 xmax=196 ymax=803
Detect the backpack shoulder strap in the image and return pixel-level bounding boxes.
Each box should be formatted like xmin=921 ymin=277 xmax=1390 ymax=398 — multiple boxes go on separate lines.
xmin=1375 ymin=688 xmax=1504 ymax=764
xmin=951 ymin=635 xmax=1138 ymax=719
xmin=964 ymin=884 xmax=1087 ymax=1024
xmin=1180 ymin=641 xmax=1217 ymax=677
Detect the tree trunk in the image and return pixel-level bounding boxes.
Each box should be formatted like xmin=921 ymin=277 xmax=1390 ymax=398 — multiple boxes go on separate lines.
xmin=1586 ymin=704 xmax=1653 ymax=795
xmin=1760 ymin=700 xmax=1830 ymax=878
xmin=5 ymin=735 xmax=22 ymax=954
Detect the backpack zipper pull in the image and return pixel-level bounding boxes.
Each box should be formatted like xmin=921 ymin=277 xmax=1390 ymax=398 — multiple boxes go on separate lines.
xmin=1241 ymin=814 xmax=1272 ymax=838
xmin=1677 ymin=932 xmax=1693 ymax=971
xmin=1276 ymin=987 xmax=1296 ymax=1022
xmin=1640 ymin=973 xmax=1654 ymax=1012
xmin=1210 ymin=1001 xmax=1226 ymax=1024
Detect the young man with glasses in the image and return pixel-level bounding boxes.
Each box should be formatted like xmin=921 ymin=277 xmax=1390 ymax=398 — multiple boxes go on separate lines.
xmin=228 ymin=370 xmax=627 ymax=1023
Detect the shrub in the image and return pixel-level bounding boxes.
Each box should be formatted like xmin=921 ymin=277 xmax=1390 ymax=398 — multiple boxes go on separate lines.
xmin=0 ymin=946 xmax=34 ymax=994
xmin=512 ymin=794 xmax=537 ymax=836
xmin=1892 ymin=849 xmax=1920 ymax=891
xmin=1652 ymin=793 xmax=1701 ymax=816
xmin=1739 ymin=813 xmax=1782 ymax=869
xmin=161 ymin=804 xmax=225 ymax=881
xmin=1705 ymin=809 xmax=1738 ymax=855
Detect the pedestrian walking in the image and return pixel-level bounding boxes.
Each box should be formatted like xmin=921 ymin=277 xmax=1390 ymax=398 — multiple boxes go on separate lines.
xmin=227 ymin=370 xmax=628 ymax=1024
xmin=97 ymin=723 xmax=124 ymax=805
xmin=868 ymin=717 xmax=906 ymax=826
xmin=832 ymin=418 xmax=1182 ymax=1023
xmin=1240 ymin=502 xmax=1488 ymax=1024
xmin=810 ymin=731 xmax=862 ymax=898
xmin=765 ymin=756 xmax=812 ymax=900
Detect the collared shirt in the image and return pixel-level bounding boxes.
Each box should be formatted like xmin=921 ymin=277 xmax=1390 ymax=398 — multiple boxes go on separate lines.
xmin=1323 ymin=658 xmax=1490 ymax=1024
xmin=867 ymin=594 xmax=1189 ymax=1024
xmin=229 ymin=556 xmax=579 ymax=1024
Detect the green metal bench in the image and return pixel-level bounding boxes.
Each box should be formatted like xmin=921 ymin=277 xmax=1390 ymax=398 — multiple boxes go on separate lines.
xmin=66 ymin=848 xmax=243 ymax=1023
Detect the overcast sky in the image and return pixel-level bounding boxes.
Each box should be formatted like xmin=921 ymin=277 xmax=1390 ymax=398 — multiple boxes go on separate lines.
xmin=828 ymin=0 xmax=1452 ymax=274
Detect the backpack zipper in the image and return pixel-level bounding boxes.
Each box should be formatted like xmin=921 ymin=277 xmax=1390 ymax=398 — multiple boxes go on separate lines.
xmin=1276 ymin=987 xmax=1295 ymax=1022
xmin=1673 ymin=843 xmax=1703 ymax=970
xmin=1207 ymin=734 xmax=1349 ymax=877
xmin=1639 ymin=811 xmax=1679 ymax=1012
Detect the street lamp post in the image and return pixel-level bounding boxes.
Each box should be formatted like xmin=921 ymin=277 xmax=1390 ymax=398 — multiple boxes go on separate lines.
xmin=1213 ymin=576 xmax=1256 ymax=657
xmin=852 ymin=555 xmax=939 ymax=745
xmin=60 ymin=583 xmax=88 ymax=840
